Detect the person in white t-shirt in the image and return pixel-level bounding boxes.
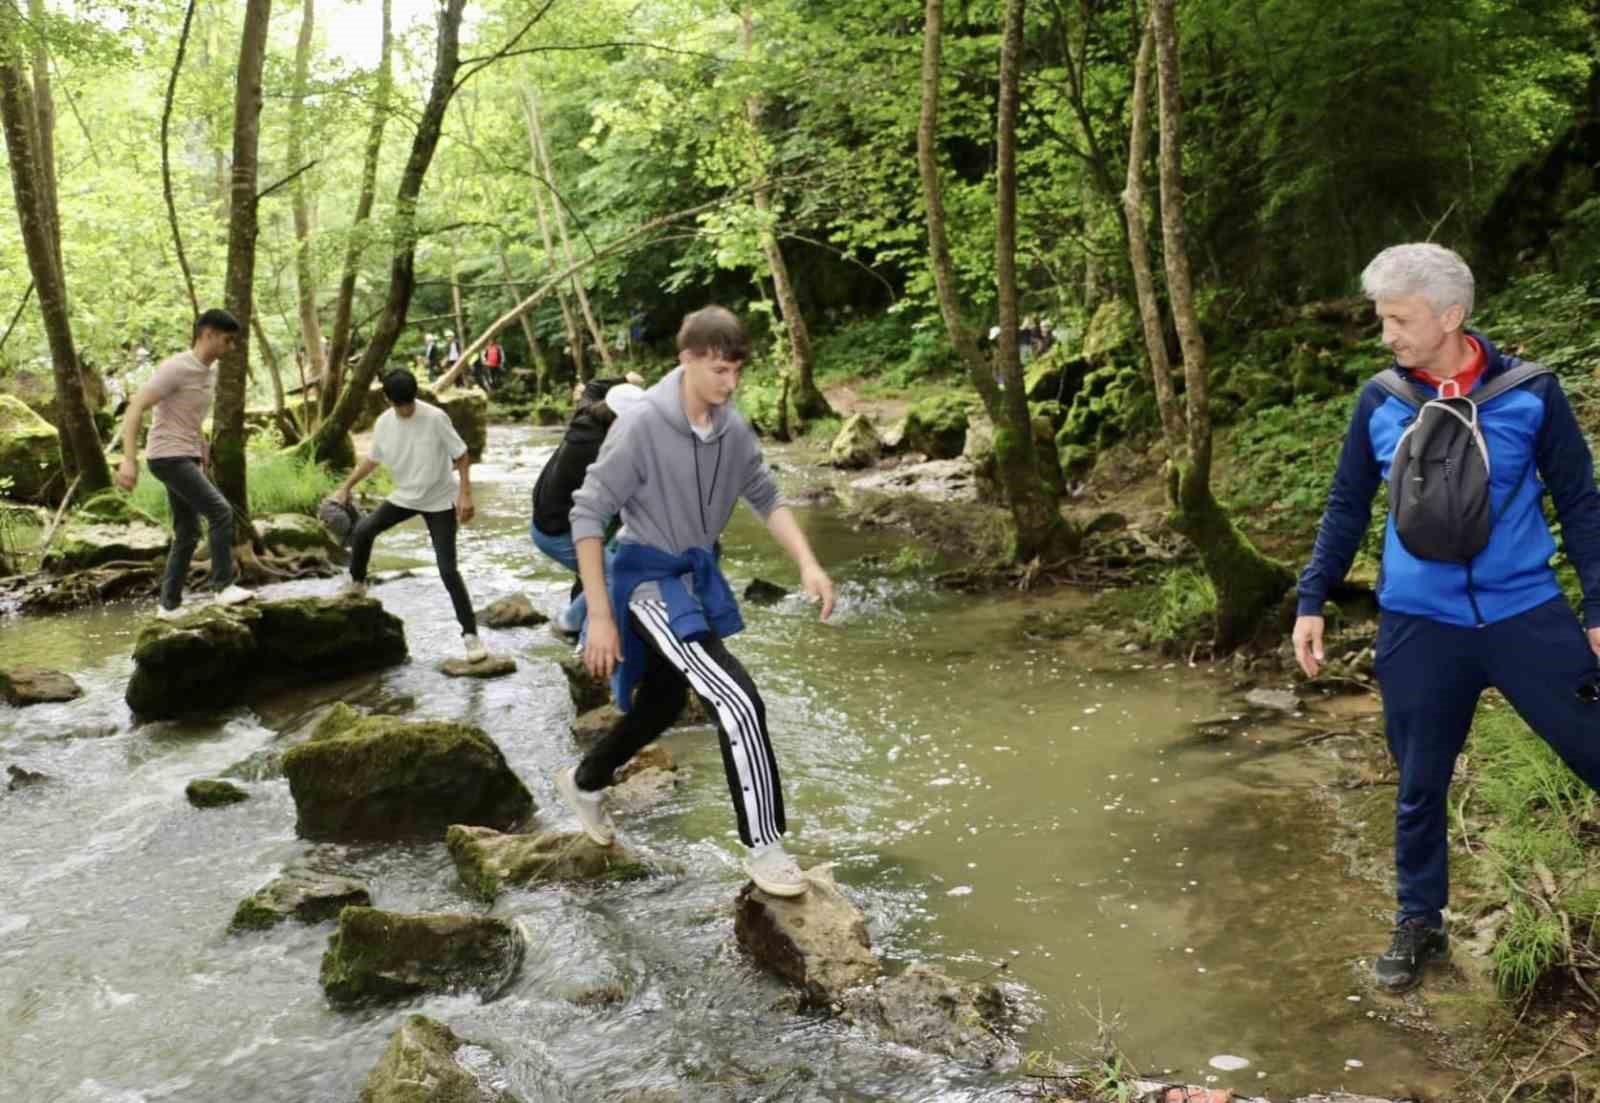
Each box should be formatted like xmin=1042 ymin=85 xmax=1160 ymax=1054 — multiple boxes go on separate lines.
xmin=332 ymin=369 xmax=488 ymax=662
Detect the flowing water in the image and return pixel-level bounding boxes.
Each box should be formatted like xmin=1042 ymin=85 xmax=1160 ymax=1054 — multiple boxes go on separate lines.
xmin=0 ymin=424 xmax=1460 ymax=1102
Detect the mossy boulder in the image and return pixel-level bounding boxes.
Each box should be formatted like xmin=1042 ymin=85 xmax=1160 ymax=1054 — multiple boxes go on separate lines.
xmin=124 ymin=596 xmax=408 ymax=721
xmin=446 ymin=825 xmax=654 ymax=900
xmin=0 ymin=394 xmax=64 ymax=504
xmin=902 ymin=394 xmax=971 ymax=460
xmin=185 ymin=779 xmax=249 ymax=808
xmin=432 ymin=388 xmax=489 ymax=463
xmin=40 ymin=520 xmax=171 ymax=573
xmin=320 ymin=907 xmax=526 ymax=1008
xmin=283 ymin=715 xmax=533 ymax=841
xmin=358 ymin=1015 xmax=523 ymax=1103
xmin=230 ymin=866 xmax=372 ymax=932
xmin=827 ymin=414 xmax=883 ymax=470
xmin=255 ymin=513 xmax=340 ymax=556
xmin=1081 ymin=298 xmax=1136 ymax=361
xmin=76 ymin=489 xmax=159 ymax=527
xmin=1057 ymin=364 xmax=1143 ymax=453
xmin=965 ymin=413 xmax=1067 ymax=500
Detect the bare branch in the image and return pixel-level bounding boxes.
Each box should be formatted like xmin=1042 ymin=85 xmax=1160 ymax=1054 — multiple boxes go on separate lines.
xmin=256 ymin=159 xmax=320 ymax=202
xmin=160 ymin=0 xmax=199 ymax=319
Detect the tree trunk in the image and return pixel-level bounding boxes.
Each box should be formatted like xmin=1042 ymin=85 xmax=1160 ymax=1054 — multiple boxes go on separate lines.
xmin=0 ymin=22 xmax=109 ymax=498
xmin=449 ymin=241 xmax=467 ymax=373
xmin=308 ymin=0 xmax=465 ymax=465
xmin=324 ymin=0 xmax=392 ymax=418
xmin=26 ymin=0 xmax=61 ymax=279
xmin=526 ymin=89 xmax=613 ymax=375
xmin=497 ymin=249 xmax=547 ymax=389
xmin=252 ymin=312 xmax=300 ymax=444
xmin=1149 ymin=0 xmax=1290 ymax=649
xmin=518 ymin=88 xmax=584 ymax=384
xmin=739 ymin=9 xmax=832 ymax=422
xmin=288 ymin=0 xmax=326 ymax=411
xmin=212 ymin=0 xmax=273 ymax=525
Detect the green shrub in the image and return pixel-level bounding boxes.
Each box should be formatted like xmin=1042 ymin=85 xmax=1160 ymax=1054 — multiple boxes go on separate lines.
xmin=128 ymin=450 xmax=343 ymax=523
xmin=1148 ymin=567 xmax=1217 ymax=645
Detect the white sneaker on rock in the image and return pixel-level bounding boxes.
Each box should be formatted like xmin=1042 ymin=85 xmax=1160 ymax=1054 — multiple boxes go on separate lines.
xmin=743 ymin=841 xmax=808 ymax=897
xmin=155 ymin=604 xmax=185 ymax=622
xmin=463 ymin=633 xmax=489 ymax=662
xmin=336 ymin=577 xmax=367 ymax=599
xmin=214 ymin=584 xmax=255 ymax=606
xmin=555 ymin=765 xmax=614 ymax=846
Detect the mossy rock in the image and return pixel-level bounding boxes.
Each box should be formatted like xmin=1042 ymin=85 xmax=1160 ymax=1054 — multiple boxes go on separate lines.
xmin=1081 ymin=298 xmax=1135 ymax=361
xmin=530 ymin=400 xmax=568 ymax=427
xmin=230 ymin=867 xmax=372 ymax=932
xmin=827 ymin=414 xmax=883 ymax=470
xmin=902 ymin=394 xmax=971 ymax=460
xmin=40 ymin=520 xmax=171 ymax=573
xmin=358 ymin=1015 xmax=522 ymax=1103
xmin=283 ymin=715 xmax=534 ymax=841
xmin=431 ymin=388 xmax=489 ymax=463
xmin=255 ymin=513 xmax=340 ymax=556
xmin=186 ymin=778 xmax=249 ymax=808
xmin=0 ymin=393 xmax=64 ymax=504
xmin=251 ymin=596 xmax=408 ymax=678
xmin=125 ymin=606 xmax=262 ymax=718
xmin=446 ymin=825 xmax=654 ymax=901
xmin=311 ymin=701 xmax=365 ymax=741
xmin=1058 ymin=364 xmax=1143 ymax=450
xmin=320 ymin=907 xmax=526 ymax=1008
xmin=76 ymin=489 xmax=159 ymax=527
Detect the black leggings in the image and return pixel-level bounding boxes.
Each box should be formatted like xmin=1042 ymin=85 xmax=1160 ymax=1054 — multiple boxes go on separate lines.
xmin=349 ymin=500 xmax=477 ymax=635
xmin=576 ymin=598 xmax=786 ymax=847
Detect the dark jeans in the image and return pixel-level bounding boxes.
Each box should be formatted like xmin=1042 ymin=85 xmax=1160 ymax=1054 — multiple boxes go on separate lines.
xmin=1376 ymin=597 xmax=1600 ymax=928
xmin=349 ymin=500 xmax=477 ymax=636
xmin=148 ymin=457 xmax=234 ymax=610
xmin=575 ymin=597 xmax=786 ymax=848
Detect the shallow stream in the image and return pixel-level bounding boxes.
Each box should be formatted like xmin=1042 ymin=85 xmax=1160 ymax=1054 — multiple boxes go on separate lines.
xmin=0 ymin=424 xmax=1459 ymax=1101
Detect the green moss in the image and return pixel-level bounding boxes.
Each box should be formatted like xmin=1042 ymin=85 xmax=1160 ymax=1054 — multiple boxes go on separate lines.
xmin=229 ymin=896 xmax=280 ymax=932
xmin=186 ymin=778 xmax=250 ymax=808
xmin=445 ymin=825 xmax=651 ymax=901
xmin=0 ymin=394 xmax=62 ymax=504
xmin=311 ymin=702 xmax=365 ymax=741
xmin=319 ymin=907 xmax=525 ymax=1008
xmin=903 ymin=393 xmax=973 ymax=459
xmin=75 ymin=489 xmax=159 ymax=527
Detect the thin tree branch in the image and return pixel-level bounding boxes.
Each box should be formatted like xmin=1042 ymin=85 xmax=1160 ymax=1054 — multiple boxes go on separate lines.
xmin=256 ymin=159 xmax=320 ymax=202
xmin=451 ymin=0 xmax=559 ymax=93
xmin=0 ymin=277 xmax=34 ymax=354
xmin=160 ymin=0 xmax=199 ymax=319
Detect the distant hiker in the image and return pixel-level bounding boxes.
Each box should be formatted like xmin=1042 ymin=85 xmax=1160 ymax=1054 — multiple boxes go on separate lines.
xmin=444 ymin=332 xmax=461 ymax=378
xmin=1294 ymin=243 xmax=1600 ymax=992
xmin=332 ymin=368 xmax=488 ymax=663
xmin=530 ymin=381 xmax=645 ymax=639
xmin=424 ymin=333 xmax=440 ymax=379
xmin=484 ymin=339 xmax=506 ymax=392
xmin=554 ymin=306 xmax=835 ymax=898
xmin=114 ymin=308 xmax=255 ymax=620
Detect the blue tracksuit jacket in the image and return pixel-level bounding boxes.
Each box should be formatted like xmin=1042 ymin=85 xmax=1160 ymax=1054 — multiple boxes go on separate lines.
xmin=1297 ymin=333 xmax=1600 ymax=628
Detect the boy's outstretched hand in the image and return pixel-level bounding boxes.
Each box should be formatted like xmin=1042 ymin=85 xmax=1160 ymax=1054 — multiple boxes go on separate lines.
xmin=801 ymin=564 xmax=835 ymax=622
xmin=584 ymin=615 xmax=623 ymax=679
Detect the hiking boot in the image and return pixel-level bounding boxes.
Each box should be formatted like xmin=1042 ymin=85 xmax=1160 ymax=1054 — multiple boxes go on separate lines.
xmin=463 ymin=633 xmax=489 ymax=663
xmin=743 ymin=841 xmax=808 ymax=897
xmin=1374 ymin=919 xmax=1449 ymax=992
xmin=214 ymin=584 xmax=255 ymax=607
xmin=555 ymin=765 xmax=614 ymax=846
xmin=155 ymin=604 xmax=185 ymax=622
xmin=336 ymin=577 xmax=367 ymax=599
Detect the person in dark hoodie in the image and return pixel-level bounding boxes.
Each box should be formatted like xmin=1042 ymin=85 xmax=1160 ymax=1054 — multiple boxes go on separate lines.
xmin=530 ymin=380 xmax=645 ymax=637
xmin=554 ymin=306 xmax=835 ymax=898
xmin=1295 ymin=243 xmax=1600 ymax=993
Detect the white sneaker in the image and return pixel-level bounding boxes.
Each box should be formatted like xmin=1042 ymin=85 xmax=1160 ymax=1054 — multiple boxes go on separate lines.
xmin=336 ymin=578 xmax=367 ymax=599
xmin=555 ymin=765 xmax=614 ymax=846
xmin=214 ymin=584 xmax=255 ymax=606
xmin=463 ymin=633 xmax=489 ymax=662
xmin=155 ymin=604 xmax=185 ymax=622
xmin=743 ymin=841 xmax=808 ymax=897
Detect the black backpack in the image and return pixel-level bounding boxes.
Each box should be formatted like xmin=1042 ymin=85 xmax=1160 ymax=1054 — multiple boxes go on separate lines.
xmin=1374 ymin=361 xmax=1551 ymax=563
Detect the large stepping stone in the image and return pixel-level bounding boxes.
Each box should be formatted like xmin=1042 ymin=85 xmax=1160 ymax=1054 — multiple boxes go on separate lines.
xmin=320 ymin=907 xmax=525 ymax=1008
xmin=447 ymin=825 xmax=656 ymax=900
xmin=734 ymin=865 xmax=879 ymax=1007
xmin=283 ymin=711 xmax=533 ymax=841
xmin=230 ymin=865 xmax=372 ymax=932
xmin=0 ymin=667 xmax=83 ymax=706
xmin=358 ymin=1015 xmax=523 ymax=1103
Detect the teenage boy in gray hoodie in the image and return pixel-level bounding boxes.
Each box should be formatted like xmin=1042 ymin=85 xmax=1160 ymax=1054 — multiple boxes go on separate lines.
xmin=554 ymin=306 xmax=834 ymax=897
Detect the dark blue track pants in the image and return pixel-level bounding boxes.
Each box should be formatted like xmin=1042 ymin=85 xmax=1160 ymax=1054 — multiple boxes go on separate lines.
xmin=1375 ymin=597 xmax=1600 ymax=928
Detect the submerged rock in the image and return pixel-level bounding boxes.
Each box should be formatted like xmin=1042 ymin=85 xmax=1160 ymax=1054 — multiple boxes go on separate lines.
xmin=125 ymin=596 xmax=407 ymax=721
xmin=446 ymin=825 xmax=655 ymax=900
xmin=840 ymin=963 xmax=1011 ymax=1067
xmin=7 ymin=764 xmax=49 ymax=790
xmin=230 ymin=866 xmax=372 ymax=932
xmin=1244 ymin=687 xmax=1300 ymax=713
xmin=358 ymin=1015 xmax=523 ymax=1103
xmin=219 ymin=747 xmax=285 ymax=782
xmin=320 ymin=907 xmax=526 ymax=1008
xmin=0 ymin=667 xmax=83 ymax=706
xmin=733 ymin=865 xmax=879 ymax=1006
xmin=558 ymin=654 xmax=610 ymax=713
xmin=848 ymin=458 xmax=977 ymax=503
xmin=185 ymin=778 xmax=249 ymax=808
xmin=827 ymin=413 xmax=883 ymax=470
xmin=283 ymin=714 xmax=533 ymax=841
xmin=476 ymin=592 xmax=548 ymax=629
xmin=439 ymin=655 xmax=517 ymax=679
xmin=0 ymin=394 xmax=63 ymax=504
xmin=742 ymin=578 xmax=789 ymax=606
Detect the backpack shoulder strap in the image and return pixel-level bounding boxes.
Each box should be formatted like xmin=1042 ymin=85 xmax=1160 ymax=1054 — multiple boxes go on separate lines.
xmin=1468 ymin=360 xmax=1553 ymax=405
xmin=1371 ymin=368 xmax=1430 ymax=408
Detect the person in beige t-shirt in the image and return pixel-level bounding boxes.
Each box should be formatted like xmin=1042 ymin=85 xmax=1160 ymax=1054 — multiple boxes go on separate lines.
xmin=115 ymin=309 xmax=256 ymax=619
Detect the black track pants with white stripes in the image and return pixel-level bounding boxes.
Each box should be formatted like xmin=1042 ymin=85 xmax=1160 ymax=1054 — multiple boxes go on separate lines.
xmin=574 ymin=598 xmax=786 ymax=847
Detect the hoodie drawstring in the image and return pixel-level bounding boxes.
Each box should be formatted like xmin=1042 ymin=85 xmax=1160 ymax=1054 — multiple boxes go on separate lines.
xmin=691 ymin=436 xmax=725 ymax=536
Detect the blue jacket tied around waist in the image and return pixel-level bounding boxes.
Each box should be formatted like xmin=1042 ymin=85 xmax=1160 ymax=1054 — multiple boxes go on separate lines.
xmin=606 ymin=542 xmax=743 ymax=711
xmin=1297 ymin=332 xmax=1600 ymax=628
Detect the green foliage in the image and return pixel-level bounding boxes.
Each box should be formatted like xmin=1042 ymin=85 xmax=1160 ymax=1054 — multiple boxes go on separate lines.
xmin=1057 ymin=365 xmax=1144 ymax=452
xmin=128 ymin=452 xmax=342 ymax=524
xmin=1219 ymin=394 xmax=1366 ymax=540
xmin=1148 ymin=568 xmax=1217 ymax=645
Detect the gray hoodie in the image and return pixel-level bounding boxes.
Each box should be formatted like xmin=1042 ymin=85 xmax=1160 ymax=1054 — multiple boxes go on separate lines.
xmin=569 ymin=367 xmax=783 ymax=558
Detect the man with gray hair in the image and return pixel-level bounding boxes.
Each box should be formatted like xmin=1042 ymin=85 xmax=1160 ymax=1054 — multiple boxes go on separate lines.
xmin=1293 ymin=243 xmax=1600 ymax=992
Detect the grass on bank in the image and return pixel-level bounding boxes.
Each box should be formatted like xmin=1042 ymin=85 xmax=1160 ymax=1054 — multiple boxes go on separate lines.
xmin=126 ymin=449 xmax=346 ymax=525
